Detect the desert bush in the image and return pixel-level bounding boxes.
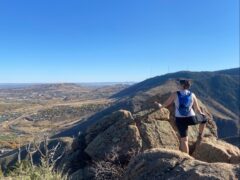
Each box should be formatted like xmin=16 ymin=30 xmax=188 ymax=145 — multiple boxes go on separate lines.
xmin=92 ymin=147 xmax=140 ymax=180
xmin=4 ymin=134 xmax=67 ymax=180
xmin=7 ymin=159 xmax=66 ymax=180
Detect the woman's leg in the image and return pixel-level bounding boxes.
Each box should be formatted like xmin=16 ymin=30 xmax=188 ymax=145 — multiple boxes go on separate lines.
xmin=199 ymin=123 xmax=206 ymax=135
xmin=180 ymin=136 xmax=189 ymax=154
xmin=176 ymin=117 xmax=189 ymax=153
xmin=198 ymin=123 xmax=206 ymax=142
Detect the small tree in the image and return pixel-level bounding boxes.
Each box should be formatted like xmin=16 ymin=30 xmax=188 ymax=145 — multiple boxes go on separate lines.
xmin=7 ymin=134 xmax=67 ymax=180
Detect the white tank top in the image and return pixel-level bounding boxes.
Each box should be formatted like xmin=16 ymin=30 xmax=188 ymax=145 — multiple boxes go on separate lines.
xmin=174 ymin=90 xmax=196 ymax=117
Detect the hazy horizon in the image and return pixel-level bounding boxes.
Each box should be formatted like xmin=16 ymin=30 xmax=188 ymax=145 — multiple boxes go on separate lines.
xmin=0 ymin=82 xmax=136 ymax=89
xmin=0 ymin=67 xmax=238 ymax=84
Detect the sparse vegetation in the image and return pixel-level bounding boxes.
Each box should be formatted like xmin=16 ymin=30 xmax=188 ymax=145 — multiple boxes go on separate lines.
xmin=5 ymin=159 xmax=66 ymax=180
xmin=3 ymin=135 xmax=67 ymax=180
xmin=0 ymin=134 xmax=19 ymax=149
xmin=93 ymin=147 xmax=125 ymax=180
xmin=26 ymin=104 xmax=109 ymax=122
xmin=0 ymin=134 xmax=17 ymax=142
xmin=0 ymin=84 xmax=121 ymax=154
xmin=0 ymin=112 xmax=22 ymax=122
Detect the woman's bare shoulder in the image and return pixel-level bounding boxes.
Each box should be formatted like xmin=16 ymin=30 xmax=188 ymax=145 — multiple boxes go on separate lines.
xmin=191 ymin=92 xmax=197 ymax=99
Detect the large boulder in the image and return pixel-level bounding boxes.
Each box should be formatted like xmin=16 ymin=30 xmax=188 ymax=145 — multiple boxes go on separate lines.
xmin=124 ymin=148 xmax=240 ymax=180
xmin=134 ymin=108 xmax=179 ymax=151
xmin=192 ymin=137 xmax=240 ymax=164
xmin=84 ymin=108 xmax=182 ymax=163
xmin=134 ymin=108 xmax=170 ymax=121
xmin=84 ymin=110 xmax=142 ymax=163
xmin=85 ymin=110 xmax=134 ymax=145
xmin=138 ymin=120 xmax=179 ymax=151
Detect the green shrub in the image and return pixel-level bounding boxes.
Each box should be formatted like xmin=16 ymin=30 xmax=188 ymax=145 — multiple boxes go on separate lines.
xmin=5 ymin=158 xmax=67 ymax=180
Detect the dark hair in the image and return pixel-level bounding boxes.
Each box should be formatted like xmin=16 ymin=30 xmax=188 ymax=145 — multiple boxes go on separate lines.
xmin=179 ymin=79 xmax=191 ymax=89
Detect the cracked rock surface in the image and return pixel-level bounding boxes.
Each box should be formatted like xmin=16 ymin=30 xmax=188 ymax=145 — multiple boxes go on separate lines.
xmin=124 ymin=148 xmax=240 ymax=180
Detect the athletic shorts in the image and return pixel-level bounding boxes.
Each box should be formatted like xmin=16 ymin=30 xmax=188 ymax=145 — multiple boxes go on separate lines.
xmin=175 ymin=115 xmax=207 ymax=138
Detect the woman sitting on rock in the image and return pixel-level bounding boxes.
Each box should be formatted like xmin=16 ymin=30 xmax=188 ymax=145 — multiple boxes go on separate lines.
xmin=155 ymin=79 xmax=207 ymax=154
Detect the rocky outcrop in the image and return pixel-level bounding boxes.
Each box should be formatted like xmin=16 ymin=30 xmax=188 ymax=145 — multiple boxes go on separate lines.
xmin=85 ymin=110 xmax=135 ymax=145
xmin=192 ymin=137 xmax=240 ymax=164
xmin=85 ymin=110 xmax=142 ymax=163
xmin=83 ymin=109 xmax=182 ymax=163
xmin=124 ymin=148 xmax=240 ymax=180
xmin=64 ymin=106 xmax=240 ymax=179
xmin=134 ymin=109 xmax=179 ymax=151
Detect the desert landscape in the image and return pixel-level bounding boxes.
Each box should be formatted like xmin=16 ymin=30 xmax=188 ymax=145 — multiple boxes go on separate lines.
xmin=0 ymin=83 xmax=130 ymax=154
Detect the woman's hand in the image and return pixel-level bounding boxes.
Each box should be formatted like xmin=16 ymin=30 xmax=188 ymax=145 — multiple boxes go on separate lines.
xmin=154 ymin=101 xmax=163 ymax=109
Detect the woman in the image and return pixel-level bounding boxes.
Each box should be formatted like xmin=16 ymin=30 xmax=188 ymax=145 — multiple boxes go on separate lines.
xmin=155 ymin=79 xmax=207 ymax=154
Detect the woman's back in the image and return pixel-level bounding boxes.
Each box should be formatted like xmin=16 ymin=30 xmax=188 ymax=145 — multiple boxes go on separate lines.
xmin=174 ymin=90 xmax=196 ymax=117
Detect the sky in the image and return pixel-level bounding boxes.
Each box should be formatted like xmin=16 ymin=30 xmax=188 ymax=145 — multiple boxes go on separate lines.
xmin=0 ymin=0 xmax=239 ymax=83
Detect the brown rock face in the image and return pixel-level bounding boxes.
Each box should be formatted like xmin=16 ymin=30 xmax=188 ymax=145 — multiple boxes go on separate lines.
xmin=83 ymin=107 xmax=222 ymax=164
xmin=85 ymin=110 xmax=134 ymax=145
xmin=124 ymin=148 xmax=240 ymax=180
xmin=135 ymin=109 xmax=179 ymax=151
xmin=138 ymin=120 xmax=179 ymax=151
xmin=192 ymin=137 xmax=240 ymax=164
xmin=85 ymin=110 xmax=142 ymax=162
xmin=134 ymin=108 xmax=170 ymax=121
xmin=84 ymin=109 xmax=181 ymax=163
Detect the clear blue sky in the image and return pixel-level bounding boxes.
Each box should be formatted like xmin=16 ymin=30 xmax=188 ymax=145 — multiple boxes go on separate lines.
xmin=0 ymin=0 xmax=239 ymax=83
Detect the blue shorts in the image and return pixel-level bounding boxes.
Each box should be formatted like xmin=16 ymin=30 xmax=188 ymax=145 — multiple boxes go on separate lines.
xmin=175 ymin=115 xmax=207 ymax=138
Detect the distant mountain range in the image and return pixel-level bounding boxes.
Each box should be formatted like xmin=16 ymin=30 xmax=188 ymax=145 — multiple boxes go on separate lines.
xmin=0 ymin=82 xmax=135 ymax=89
xmin=0 ymin=83 xmax=131 ymax=104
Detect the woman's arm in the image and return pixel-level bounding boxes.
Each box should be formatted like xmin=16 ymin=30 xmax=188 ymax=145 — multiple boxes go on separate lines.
xmin=155 ymin=93 xmax=176 ymax=109
xmin=193 ymin=94 xmax=204 ymax=115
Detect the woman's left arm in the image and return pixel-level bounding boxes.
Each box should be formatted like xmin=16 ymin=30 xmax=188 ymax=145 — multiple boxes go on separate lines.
xmin=161 ymin=93 xmax=176 ymax=108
